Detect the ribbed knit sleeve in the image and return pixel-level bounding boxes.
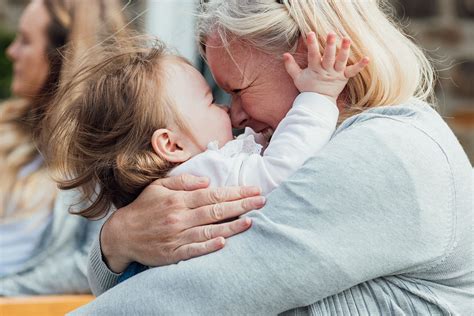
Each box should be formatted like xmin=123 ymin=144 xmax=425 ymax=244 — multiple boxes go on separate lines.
xmin=87 ymin=234 xmax=122 ymax=296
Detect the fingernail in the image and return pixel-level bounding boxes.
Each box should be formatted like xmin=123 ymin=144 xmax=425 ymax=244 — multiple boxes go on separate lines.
xmin=198 ymin=177 xmax=209 ymax=185
xmin=241 ymin=218 xmax=251 ymax=227
xmin=217 ymin=237 xmax=225 ymax=246
xmin=327 ymin=33 xmax=336 ymax=44
xmin=254 ymin=196 xmax=266 ymax=207
xmin=246 ymin=186 xmax=261 ymax=195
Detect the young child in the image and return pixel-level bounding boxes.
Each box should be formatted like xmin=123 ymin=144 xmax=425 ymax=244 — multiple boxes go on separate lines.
xmin=48 ymin=33 xmax=367 ymax=279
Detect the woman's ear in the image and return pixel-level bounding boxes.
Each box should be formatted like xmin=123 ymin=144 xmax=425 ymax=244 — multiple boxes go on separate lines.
xmin=294 ymin=34 xmax=309 ymax=68
xmin=151 ymin=129 xmax=192 ymax=163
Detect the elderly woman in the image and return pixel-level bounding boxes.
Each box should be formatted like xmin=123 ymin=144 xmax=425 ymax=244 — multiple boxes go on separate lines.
xmin=74 ymin=0 xmax=471 ymax=314
xmin=0 ymin=0 xmax=127 ymax=295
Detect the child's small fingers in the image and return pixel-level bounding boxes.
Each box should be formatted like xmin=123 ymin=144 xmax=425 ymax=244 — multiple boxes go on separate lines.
xmin=334 ymin=38 xmax=351 ymax=72
xmin=345 ymin=56 xmax=370 ymax=78
xmin=306 ymin=32 xmax=321 ymax=69
xmin=283 ymin=53 xmax=302 ymax=81
xmin=321 ymin=33 xmax=337 ymax=70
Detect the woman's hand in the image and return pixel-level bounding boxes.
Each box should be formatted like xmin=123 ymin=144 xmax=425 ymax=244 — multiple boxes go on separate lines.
xmin=100 ymin=174 xmax=265 ymax=273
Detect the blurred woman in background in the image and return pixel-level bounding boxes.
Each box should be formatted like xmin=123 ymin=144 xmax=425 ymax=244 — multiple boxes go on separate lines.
xmin=0 ymin=0 xmax=127 ymax=295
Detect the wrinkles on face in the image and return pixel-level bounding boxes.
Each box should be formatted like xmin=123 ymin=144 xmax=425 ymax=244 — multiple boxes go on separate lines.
xmin=206 ymin=36 xmax=299 ymax=132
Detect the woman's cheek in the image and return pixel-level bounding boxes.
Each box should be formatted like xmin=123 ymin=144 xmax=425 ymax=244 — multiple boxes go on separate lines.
xmin=244 ymin=97 xmax=271 ymax=124
xmin=241 ymin=96 xmax=258 ymax=119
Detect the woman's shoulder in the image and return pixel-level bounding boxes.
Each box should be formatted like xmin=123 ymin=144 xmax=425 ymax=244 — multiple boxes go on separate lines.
xmin=336 ymin=99 xmax=469 ymax=168
xmin=319 ymin=99 xmax=471 ymax=275
xmin=48 ymin=189 xmax=104 ymax=245
xmin=338 ymin=98 xmax=441 ymax=133
xmin=333 ymin=99 xmax=470 ymax=202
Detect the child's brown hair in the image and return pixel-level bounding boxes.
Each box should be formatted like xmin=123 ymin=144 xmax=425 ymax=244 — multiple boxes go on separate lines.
xmin=47 ymin=37 xmax=191 ymax=219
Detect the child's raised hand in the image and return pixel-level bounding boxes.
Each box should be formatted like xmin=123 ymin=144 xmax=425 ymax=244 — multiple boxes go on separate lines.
xmin=283 ymin=32 xmax=369 ymax=103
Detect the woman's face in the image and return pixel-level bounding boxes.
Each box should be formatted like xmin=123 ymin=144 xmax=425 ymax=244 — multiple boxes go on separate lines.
xmin=206 ymin=35 xmax=299 ymax=134
xmin=6 ymin=0 xmax=50 ymax=99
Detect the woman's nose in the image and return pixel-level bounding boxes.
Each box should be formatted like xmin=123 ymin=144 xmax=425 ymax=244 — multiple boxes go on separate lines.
xmin=6 ymin=40 xmax=18 ymax=62
xmin=230 ymin=98 xmax=249 ymax=129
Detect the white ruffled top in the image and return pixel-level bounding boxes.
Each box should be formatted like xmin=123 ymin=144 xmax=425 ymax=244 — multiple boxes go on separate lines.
xmin=207 ymin=127 xmax=266 ymax=157
xmin=169 ymin=92 xmax=339 ymax=196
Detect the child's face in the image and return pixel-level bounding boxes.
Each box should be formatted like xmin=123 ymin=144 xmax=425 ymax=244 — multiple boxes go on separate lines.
xmin=167 ymin=62 xmax=234 ymax=154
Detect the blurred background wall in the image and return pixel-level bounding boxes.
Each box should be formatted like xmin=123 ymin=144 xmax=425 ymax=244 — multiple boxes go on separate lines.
xmin=392 ymin=0 xmax=474 ymax=164
xmin=1 ymin=0 xmax=472 ymax=163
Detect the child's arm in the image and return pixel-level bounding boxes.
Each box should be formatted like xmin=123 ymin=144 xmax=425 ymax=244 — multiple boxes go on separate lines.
xmin=237 ymin=33 xmax=369 ymax=195
xmin=238 ymin=93 xmax=337 ymax=195
xmin=170 ymin=33 xmax=368 ymax=195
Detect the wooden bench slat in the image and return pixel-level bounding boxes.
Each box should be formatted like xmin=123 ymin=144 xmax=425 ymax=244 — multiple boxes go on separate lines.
xmin=0 ymin=295 xmax=94 ymax=316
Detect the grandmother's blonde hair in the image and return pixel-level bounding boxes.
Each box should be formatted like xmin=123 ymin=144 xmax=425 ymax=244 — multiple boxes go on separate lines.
xmin=197 ymin=0 xmax=436 ymax=121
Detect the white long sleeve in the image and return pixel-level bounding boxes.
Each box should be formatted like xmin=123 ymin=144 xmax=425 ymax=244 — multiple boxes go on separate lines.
xmin=169 ymin=92 xmax=339 ymax=195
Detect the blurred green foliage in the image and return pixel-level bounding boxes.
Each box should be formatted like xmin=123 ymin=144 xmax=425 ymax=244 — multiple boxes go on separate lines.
xmin=0 ymin=30 xmax=14 ymax=100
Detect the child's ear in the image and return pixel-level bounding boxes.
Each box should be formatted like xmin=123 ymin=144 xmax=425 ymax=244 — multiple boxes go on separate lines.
xmin=151 ymin=129 xmax=192 ymax=163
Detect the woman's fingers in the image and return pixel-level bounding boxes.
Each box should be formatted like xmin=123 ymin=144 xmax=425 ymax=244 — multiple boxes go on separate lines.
xmin=334 ymin=38 xmax=351 ymax=72
xmin=188 ymin=196 xmax=265 ymax=226
xmin=321 ymin=33 xmax=337 ymax=70
xmin=345 ymin=56 xmax=370 ymax=78
xmin=153 ymin=174 xmax=209 ymax=191
xmin=283 ymin=53 xmax=302 ymax=81
xmin=306 ymin=32 xmax=321 ymax=69
xmin=184 ymin=217 xmax=252 ymax=243
xmin=174 ymin=237 xmax=226 ymax=262
xmin=173 ymin=217 xmax=252 ymax=261
xmin=183 ymin=186 xmax=261 ymax=209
